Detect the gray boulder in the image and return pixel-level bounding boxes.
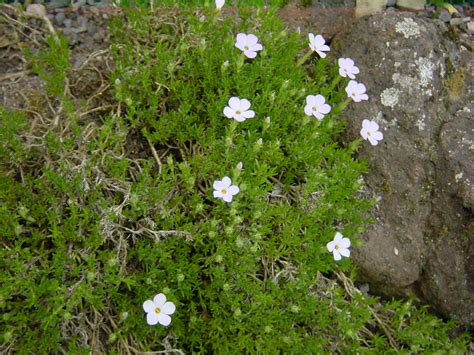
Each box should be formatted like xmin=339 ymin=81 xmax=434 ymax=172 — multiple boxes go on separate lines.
xmin=333 ymin=14 xmax=473 ymax=328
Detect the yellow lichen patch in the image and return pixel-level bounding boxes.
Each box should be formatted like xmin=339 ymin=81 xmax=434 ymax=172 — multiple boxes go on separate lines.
xmin=445 ymin=68 xmax=465 ymax=103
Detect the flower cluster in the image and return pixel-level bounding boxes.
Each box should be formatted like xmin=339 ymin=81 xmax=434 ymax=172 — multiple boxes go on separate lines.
xmin=144 ymin=9 xmax=386 ymax=325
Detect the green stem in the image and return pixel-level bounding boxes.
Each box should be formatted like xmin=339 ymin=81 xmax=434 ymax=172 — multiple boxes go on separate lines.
xmin=296 ymin=50 xmax=313 ymax=67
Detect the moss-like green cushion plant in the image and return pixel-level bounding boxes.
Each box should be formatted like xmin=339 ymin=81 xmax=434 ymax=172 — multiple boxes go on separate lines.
xmin=0 ymin=6 xmax=469 ymax=353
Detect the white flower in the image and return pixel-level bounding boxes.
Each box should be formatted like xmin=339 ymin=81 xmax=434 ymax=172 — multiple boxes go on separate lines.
xmin=360 ymin=119 xmax=383 ymax=146
xmin=257 ymin=138 xmax=263 ymax=145
xmin=213 ymin=176 xmax=239 ymax=203
xmin=326 ymin=232 xmax=351 ymax=261
xmin=308 ymin=33 xmax=330 ymax=58
xmin=236 ymin=161 xmax=243 ymax=170
xmin=338 ymin=58 xmax=360 ymax=79
xmin=304 ymin=94 xmax=331 ymax=120
xmin=143 ymin=293 xmax=176 ymax=326
xmin=215 ymin=0 xmax=225 ymax=9
xmin=345 ymin=80 xmax=368 ymax=102
xmin=223 ymin=97 xmax=255 ymax=122
xmin=235 ymin=33 xmax=263 ymax=59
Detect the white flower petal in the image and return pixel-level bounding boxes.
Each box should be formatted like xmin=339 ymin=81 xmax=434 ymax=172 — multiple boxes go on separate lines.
xmin=372 ymin=131 xmax=383 ymax=141
xmin=362 ymin=119 xmax=371 ymax=129
xmin=306 ymin=95 xmax=316 ymax=106
xmin=313 ymin=95 xmax=324 ymax=106
xmin=234 ymin=114 xmax=245 ymax=122
xmin=222 ymin=193 xmax=233 ymax=203
xmin=215 ymin=0 xmax=225 ymax=9
xmin=319 ymin=103 xmax=331 ymax=114
xmin=356 ymin=83 xmax=366 ymax=94
xmin=339 ymin=248 xmax=350 ymax=258
xmin=314 ymin=34 xmax=325 ymax=46
xmin=240 ymin=99 xmax=251 ymax=111
xmin=360 ymin=128 xmax=369 ymax=140
xmin=339 ymin=237 xmax=351 ymax=249
xmin=368 ymin=121 xmax=379 ymax=131
xmin=317 ymin=50 xmax=327 ymax=58
xmin=308 ymin=33 xmax=315 ymax=42
xmin=327 ymin=240 xmax=336 ymax=252
xmin=333 ymin=250 xmax=342 ymax=261
xmin=228 ymin=97 xmax=240 ymax=110
xmin=153 ymin=293 xmax=166 ymax=307
xmin=304 ymin=104 xmax=313 ymax=116
xmin=242 ymin=110 xmax=255 ymax=119
xmin=244 ymin=50 xmax=257 ymax=59
xmin=227 ymin=185 xmax=239 ymax=195
xmin=334 ymin=232 xmax=344 ymax=242
xmin=213 ymin=180 xmax=223 ymax=190
xmin=223 ymin=106 xmax=235 ymax=118
xmin=221 ymin=176 xmax=231 ymax=188
xmin=320 ymin=44 xmax=330 ymax=52
xmin=368 ymin=136 xmax=379 ymax=146
xmin=147 ymin=312 xmax=159 ymax=325
xmin=162 ymin=301 xmax=176 ymax=315
xmin=143 ymin=300 xmax=155 ymax=313
xmin=251 ymin=43 xmax=263 ymax=52
xmin=235 ymin=33 xmax=247 ymax=49
xmin=157 ymin=313 xmax=172 ymax=326
xmin=246 ymin=34 xmax=258 ymax=46
xmin=214 ymin=190 xmax=223 ymax=198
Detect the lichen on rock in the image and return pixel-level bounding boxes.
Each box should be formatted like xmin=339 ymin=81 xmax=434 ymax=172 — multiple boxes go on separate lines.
xmin=416 ymin=57 xmax=434 ymax=88
xmin=395 ymin=17 xmax=421 ymax=39
xmin=380 ymin=87 xmax=400 ymax=108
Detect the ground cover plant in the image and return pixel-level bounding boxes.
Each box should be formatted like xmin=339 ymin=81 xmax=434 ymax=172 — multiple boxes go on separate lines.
xmin=0 ymin=4 xmax=470 ymax=353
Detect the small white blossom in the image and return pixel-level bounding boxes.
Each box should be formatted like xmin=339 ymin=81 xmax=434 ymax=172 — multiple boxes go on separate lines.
xmin=308 ymin=33 xmax=330 ymax=58
xmin=223 ymin=97 xmax=255 ymax=122
xmin=265 ymin=116 xmax=270 ymax=124
xmin=338 ymin=58 xmax=360 ymax=79
xmin=213 ymin=176 xmax=239 ymax=203
xmin=235 ymin=33 xmax=263 ymax=59
xmin=345 ymin=80 xmax=369 ymax=102
xmin=143 ymin=293 xmax=176 ymax=326
xmin=236 ymin=161 xmax=243 ymax=170
xmin=257 ymin=138 xmax=263 ymax=145
xmin=360 ymin=119 xmax=383 ymax=146
xmin=304 ymin=94 xmax=331 ymax=120
xmin=326 ymin=232 xmax=351 ymax=261
xmin=215 ymin=0 xmax=224 ymax=9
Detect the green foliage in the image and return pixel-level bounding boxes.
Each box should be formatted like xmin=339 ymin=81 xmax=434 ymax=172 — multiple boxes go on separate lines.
xmin=113 ymin=0 xmax=289 ymax=8
xmin=428 ymin=0 xmax=465 ymax=5
xmin=0 ymin=7 xmax=469 ymax=353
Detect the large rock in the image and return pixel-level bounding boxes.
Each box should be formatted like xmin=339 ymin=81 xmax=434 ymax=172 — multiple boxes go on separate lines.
xmin=333 ymin=14 xmax=473 ymax=328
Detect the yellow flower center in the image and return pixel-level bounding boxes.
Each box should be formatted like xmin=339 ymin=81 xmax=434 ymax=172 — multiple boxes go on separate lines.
xmin=334 ymin=245 xmax=340 ymax=251
xmin=244 ymin=46 xmax=249 ymax=50
xmin=221 ymin=189 xmax=228 ymax=195
xmin=235 ymin=110 xmax=241 ymax=115
xmin=312 ymin=106 xmax=317 ymax=112
xmin=154 ymin=307 xmax=161 ymax=314
xmin=367 ymin=131 xmax=372 ymax=136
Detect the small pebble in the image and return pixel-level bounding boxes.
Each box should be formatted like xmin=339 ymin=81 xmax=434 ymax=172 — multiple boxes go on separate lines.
xmin=55 ymin=12 xmax=66 ymax=25
xmin=450 ymin=17 xmax=470 ymax=26
xmin=438 ymin=8 xmax=452 ymax=23
xmin=63 ymin=18 xmax=72 ymax=28
xmin=467 ymin=21 xmax=474 ymax=33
